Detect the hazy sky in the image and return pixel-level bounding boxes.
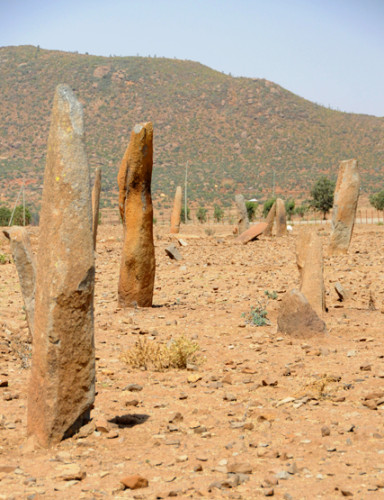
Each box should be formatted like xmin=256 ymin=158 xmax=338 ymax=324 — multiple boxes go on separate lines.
xmin=1 ymin=0 xmax=383 ymax=116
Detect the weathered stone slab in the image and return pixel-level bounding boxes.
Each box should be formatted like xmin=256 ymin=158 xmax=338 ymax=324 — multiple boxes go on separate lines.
xmin=334 ymin=282 xmax=349 ymax=302
xmin=275 ymin=198 xmax=287 ymax=236
xmin=91 ymin=167 xmax=101 ymax=249
xmin=170 ymin=186 xmax=182 ymax=234
xmin=235 ymin=194 xmax=249 ymax=235
xmin=27 ymin=84 xmax=95 ymax=447
xmin=277 ymin=289 xmax=326 ymax=338
xmin=3 ymin=226 xmax=36 ymax=337
xmin=296 ymin=229 xmax=326 ymax=315
xmin=263 ymin=201 xmax=276 ymax=236
xmin=117 ymin=122 xmax=155 ymax=307
xmin=329 ymin=159 xmax=360 ymax=255
xmin=165 ymin=244 xmax=183 ymax=261
xmin=236 ymin=222 xmax=268 ymax=244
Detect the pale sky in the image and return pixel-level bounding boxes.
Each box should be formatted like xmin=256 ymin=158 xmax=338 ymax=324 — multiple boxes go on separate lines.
xmin=1 ymin=0 xmax=383 ymax=116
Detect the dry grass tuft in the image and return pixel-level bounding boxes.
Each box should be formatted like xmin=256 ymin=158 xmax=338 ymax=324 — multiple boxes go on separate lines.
xmin=121 ymin=336 xmax=200 ymax=371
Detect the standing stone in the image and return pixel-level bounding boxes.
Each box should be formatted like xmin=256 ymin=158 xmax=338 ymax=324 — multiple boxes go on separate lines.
xmin=3 ymin=227 xmax=36 ymax=337
xmin=235 ymin=194 xmax=249 ymax=235
xmin=236 ymin=222 xmax=268 ymax=244
xmin=170 ymin=186 xmax=182 ymax=234
xmin=117 ymin=122 xmax=155 ymax=307
xmin=275 ymin=198 xmax=287 ymax=236
xmin=91 ymin=167 xmax=102 ymax=249
xmin=296 ymin=229 xmax=326 ymax=315
xmin=329 ymin=159 xmax=360 ymax=255
xmin=27 ymin=85 xmax=95 ymax=447
xmin=263 ymin=201 xmax=276 ymax=236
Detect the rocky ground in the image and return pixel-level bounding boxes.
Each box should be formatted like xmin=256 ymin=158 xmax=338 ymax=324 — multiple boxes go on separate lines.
xmin=1 ymin=221 xmax=384 ymax=500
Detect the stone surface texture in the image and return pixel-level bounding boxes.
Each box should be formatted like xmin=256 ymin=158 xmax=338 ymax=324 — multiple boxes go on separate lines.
xmin=3 ymin=227 xmax=36 ymax=336
xmin=117 ymin=122 xmax=155 ymax=307
xmin=329 ymin=159 xmax=360 ymax=255
xmin=296 ymin=229 xmax=326 ymax=315
xmin=27 ymin=84 xmax=95 ymax=447
xmin=235 ymin=194 xmax=249 ymax=235
xmin=275 ymin=198 xmax=287 ymax=237
xmin=263 ymin=202 xmax=276 ymax=236
xmin=277 ymin=289 xmax=326 ymax=337
xmin=91 ymin=167 xmax=102 ymax=249
xmin=236 ymin=222 xmax=268 ymax=244
xmin=170 ymin=186 xmax=182 ymax=234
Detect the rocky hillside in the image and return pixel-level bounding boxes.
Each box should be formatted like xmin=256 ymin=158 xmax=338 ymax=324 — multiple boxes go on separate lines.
xmin=1 ymin=45 xmax=383 ymax=211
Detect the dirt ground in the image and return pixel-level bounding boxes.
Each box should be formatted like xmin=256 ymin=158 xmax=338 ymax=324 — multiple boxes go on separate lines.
xmin=1 ymin=221 xmax=384 ymax=500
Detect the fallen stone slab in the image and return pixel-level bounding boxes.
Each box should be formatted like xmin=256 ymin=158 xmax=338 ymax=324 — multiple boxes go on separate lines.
xmin=277 ymin=289 xmax=326 ymax=337
xmin=165 ymin=244 xmax=183 ymax=261
xmin=236 ymin=222 xmax=268 ymax=244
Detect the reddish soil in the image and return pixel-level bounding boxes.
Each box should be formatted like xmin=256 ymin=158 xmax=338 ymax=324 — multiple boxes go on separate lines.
xmin=1 ymin=222 xmax=384 ymax=499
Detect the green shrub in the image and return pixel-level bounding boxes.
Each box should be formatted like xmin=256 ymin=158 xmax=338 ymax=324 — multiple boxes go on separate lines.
xmin=370 ymin=190 xmax=384 ymax=211
xmin=310 ymin=176 xmax=335 ymax=219
xmin=213 ymin=205 xmax=224 ymax=222
xmin=245 ymin=201 xmax=258 ymax=221
xmin=196 ymin=207 xmax=207 ymax=223
xmin=285 ymin=198 xmax=295 ymax=218
xmin=263 ymin=197 xmax=276 ymax=218
xmin=0 ymin=206 xmax=11 ymax=226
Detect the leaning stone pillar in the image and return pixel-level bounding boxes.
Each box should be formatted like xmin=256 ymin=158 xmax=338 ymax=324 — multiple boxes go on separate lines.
xmin=27 ymin=85 xmax=95 ymax=447
xmin=329 ymin=159 xmax=360 ymax=255
xmin=296 ymin=229 xmax=326 ymax=315
xmin=275 ymin=198 xmax=287 ymax=236
xmin=235 ymin=194 xmax=249 ymax=235
xmin=263 ymin=201 xmax=276 ymax=236
xmin=117 ymin=123 xmax=155 ymax=307
xmin=3 ymin=227 xmax=36 ymax=337
xmin=170 ymin=186 xmax=182 ymax=234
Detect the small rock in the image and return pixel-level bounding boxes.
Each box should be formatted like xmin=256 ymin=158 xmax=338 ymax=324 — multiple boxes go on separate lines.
xmin=264 ymin=488 xmax=274 ymax=497
xmin=125 ymin=399 xmax=139 ymax=407
xmin=224 ymin=393 xmax=237 ymax=401
xmin=276 ymin=470 xmax=290 ymax=480
xmin=262 ymin=376 xmax=278 ymax=387
xmin=120 ymin=474 xmax=149 ymax=490
xmin=360 ymin=363 xmax=372 ymax=371
xmin=227 ymin=462 xmax=253 ymax=474
xmin=321 ymin=426 xmax=331 ymax=437
xmin=165 ymin=245 xmax=183 ymax=261
xmin=124 ymin=384 xmax=143 ymax=392
xmin=58 ymin=464 xmax=86 ymax=481
xmin=95 ymin=418 xmax=110 ymax=433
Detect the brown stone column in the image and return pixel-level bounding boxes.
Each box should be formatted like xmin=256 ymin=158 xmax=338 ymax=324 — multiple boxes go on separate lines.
xmin=275 ymin=198 xmax=287 ymax=236
xmin=170 ymin=186 xmax=182 ymax=234
xmin=92 ymin=167 xmax=102 ymax=249
xmin=27 ymin=85 xmax=95 ymax=447
xmin=296 ymin=229 xmax=326 ymax=315
xmin=117 ymin=122 xmax=155 ymax=307
xmin=235 ymin=194 xmax=249 ymax=235
xmin=263 ymin=201 xmax=276 ymax=236
xmin=329 ymin=159 xmax=360 ymax=255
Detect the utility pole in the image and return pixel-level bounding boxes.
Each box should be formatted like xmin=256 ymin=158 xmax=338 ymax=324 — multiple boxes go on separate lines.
xmin=272 ymin=168 xmax=276 ymax=198
xmin=184 ymin=161 xmax=189 ymax=224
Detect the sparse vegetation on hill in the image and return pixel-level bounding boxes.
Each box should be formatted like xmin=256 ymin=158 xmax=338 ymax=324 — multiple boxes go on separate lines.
xmin=1 ymin=45 xmax=383 ymax=212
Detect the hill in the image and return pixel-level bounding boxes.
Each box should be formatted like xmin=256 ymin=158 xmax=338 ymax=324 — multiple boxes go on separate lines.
xmin=0 ymin=45 xmax=383 ymax=212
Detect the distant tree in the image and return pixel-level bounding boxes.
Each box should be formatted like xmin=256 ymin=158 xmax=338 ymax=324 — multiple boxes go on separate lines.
xmin=0 ymin=206 xmax=11 ymax=226
xmin=213 ymin=205 xmax=224 ymax=222
xmin=180 ymin=206 xmax=191 ymax=222
xmin=262 ymin=197 xmax=276 ymax=218
xmin=196 ymin=207 xmax=207 ymax=223
xmin=295 ymin=203 xmax=310 ymax=218
xmin=245 ymin=201 xmax=258 ymax=221
xmin=285 ymin=198 xmax=295 ymax=219
xmin=11 ymin=205 xmax=32 ymax=226
xmin=310 ymin=176 xmax=335 ymax=219
xmin=369 ymin=190 xmax=384 ymax=211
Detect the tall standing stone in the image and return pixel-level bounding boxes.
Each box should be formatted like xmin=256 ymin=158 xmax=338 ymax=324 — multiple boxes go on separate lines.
xmin=117 ymin=122 xmax=155 ymax=307
xmin=235 ymin=194 xmax=249 ymax=235
xmin=27 ymin=85 xmax=95 ymax=447
xmin=296 ymin=229 xmax=326 ymax=315
xmin=329 ymin=159 xmax=360 ymax=255
xmin=3 ymin=227 xmax=36 ymax=337
xmin=263 ymin=201 xmax=276 ymax=236
xmin=92 ymin=167 xmax=102 ymax=249
xmin=170 ymin=186 xmax=182 ymax=234
xmin=275 ymin=198 xmax=287 ymax=237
